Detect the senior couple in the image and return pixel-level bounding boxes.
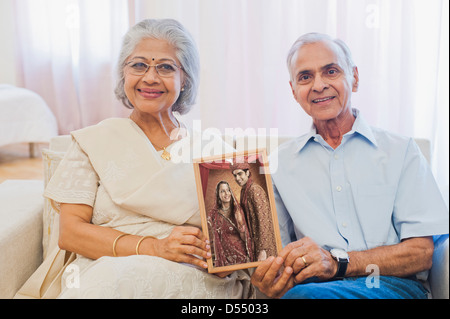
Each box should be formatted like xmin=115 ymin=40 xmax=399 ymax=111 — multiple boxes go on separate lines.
xmin=16 ymin=19 xmax=448 ymax=299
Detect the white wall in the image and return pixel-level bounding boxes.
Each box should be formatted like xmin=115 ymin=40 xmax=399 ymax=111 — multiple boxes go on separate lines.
xmin=0 ymin=0 xmax=18 ymax=85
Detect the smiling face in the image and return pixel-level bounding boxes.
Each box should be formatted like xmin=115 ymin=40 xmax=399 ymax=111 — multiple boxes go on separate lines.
xmin=289 ymin=40 xmax=359 ymax=124
xmin=232 ymin=169 xmax=250 ymax=187
xmin=218 ymin=183 xmax=232 ymax=204
xmin=124 ymin=38 xmax=185 ymax=116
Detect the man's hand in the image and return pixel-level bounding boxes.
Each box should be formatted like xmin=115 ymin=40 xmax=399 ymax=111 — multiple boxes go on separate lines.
xmin=251 ymin=256 xmax=294 ymax=298
xmin=279 ymin=237 xmax=337 ymax=284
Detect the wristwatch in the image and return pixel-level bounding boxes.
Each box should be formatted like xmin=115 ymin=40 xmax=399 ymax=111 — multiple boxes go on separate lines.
xmin=330 ymin=248 xmax=349 ymax=280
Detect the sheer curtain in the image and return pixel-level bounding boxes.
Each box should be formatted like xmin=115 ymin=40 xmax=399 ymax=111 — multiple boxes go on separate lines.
xmin=14 ymin=0 xmax=131 ymax=134
xmin=13 ymin=0 xmax=448 ymax=194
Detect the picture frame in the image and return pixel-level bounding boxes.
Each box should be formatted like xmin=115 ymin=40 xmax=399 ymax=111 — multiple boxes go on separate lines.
xmin=193 ymin=148 xmax=282 ymax=273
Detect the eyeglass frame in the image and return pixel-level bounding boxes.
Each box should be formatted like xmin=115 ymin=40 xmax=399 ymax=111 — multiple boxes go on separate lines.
xmin=124 ymin=60 xmax=183 ymax=78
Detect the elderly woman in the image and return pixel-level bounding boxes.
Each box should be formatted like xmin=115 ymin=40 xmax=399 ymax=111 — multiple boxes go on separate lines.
xmin=207 ymin=181 xmax=254 ymax=267
xmin=15 ymin=19 xmax=253 ymax=299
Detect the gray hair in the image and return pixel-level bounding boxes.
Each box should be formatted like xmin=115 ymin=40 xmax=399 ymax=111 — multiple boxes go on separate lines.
xmin=286 ymin=33 xmax=355 ymax=82
xmin=114 ymin=19 xmax=200 ymax=114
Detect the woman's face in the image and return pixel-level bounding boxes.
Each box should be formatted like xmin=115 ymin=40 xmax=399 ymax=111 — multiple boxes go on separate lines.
xmin=124 ymin=38 xmax=185 ymax=115
xmin=218 ymin=183 xmax=232 ymax=204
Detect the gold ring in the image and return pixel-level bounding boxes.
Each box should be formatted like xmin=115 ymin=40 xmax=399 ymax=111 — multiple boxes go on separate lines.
xmin=301 ymin=256 xmax=309 ymax=267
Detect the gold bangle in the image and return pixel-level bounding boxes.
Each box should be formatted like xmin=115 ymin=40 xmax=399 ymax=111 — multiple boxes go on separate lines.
xmin=136 ymin=236 xmax=156 ymax=255
xmin=112 ymin=233 xmax=128 ymax=257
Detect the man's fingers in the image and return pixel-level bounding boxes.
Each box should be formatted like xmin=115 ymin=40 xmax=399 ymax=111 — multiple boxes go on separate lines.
xmin=275 ymin=269 xmax=295 ymax=298
xmin=293 ymin=263 xmax=315 ymax=284
xmin=284 ymin=247 xmax=307 ymax=268
xmin=278 ymin=241 xmax=303 ymax=260
xmin=252 ymin=256 xmax=275 ymax=283
xmin=273 ymin=266 xmax=293 ymax=288
xmin=262 ymin=257 xmax=285 ymax=283
xmin=252 ymin=257 xmax=295 ymax=299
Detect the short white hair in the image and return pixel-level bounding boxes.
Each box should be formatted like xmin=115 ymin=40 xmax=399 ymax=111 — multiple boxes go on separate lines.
xmin=114 ymin=19 xmax=200 ymax=114
xmin=286 ymin=33 xmax=356 ymax=82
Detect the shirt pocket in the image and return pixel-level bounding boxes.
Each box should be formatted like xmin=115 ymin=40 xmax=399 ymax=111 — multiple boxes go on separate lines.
xmin=354 ymin=184 xmax=397 ymax=247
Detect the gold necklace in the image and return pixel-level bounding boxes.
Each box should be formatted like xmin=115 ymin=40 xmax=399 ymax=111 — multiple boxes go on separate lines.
xmin=160 ymin=147 xmax=172 ymax=161
xmin=128 ymin=115 xmax=181 ymax=161
xmin=154 ymin=117 xmax=182 ymax=161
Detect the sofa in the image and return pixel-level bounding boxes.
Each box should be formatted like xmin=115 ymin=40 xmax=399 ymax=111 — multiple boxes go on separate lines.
xmin=0 ymin=134 xmax=448 ymax=299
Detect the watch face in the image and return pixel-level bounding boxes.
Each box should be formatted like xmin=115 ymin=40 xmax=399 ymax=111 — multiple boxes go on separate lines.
xmin=331 ymin=249 xmax=348 ymax=259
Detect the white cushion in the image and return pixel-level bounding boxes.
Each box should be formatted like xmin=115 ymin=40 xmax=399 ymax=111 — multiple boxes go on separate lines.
xmin=429 ymin=235 xmax=449 ymax=299
xmin=49 ymin=135 xmax=72 ymax=152
xmin=0 ymin=180 xmax=44 ymax=298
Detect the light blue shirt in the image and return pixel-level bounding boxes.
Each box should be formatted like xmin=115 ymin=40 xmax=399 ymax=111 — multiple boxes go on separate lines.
xmin=270 ymin=109 xmax=449 ymax=252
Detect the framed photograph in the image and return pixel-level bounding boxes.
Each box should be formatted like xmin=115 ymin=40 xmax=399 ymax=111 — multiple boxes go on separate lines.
xmin=193 ymin=149 xmax=282 ymax=273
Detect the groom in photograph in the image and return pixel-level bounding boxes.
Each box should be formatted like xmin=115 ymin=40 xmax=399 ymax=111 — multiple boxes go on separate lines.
xmin=231 ymin=162 xmax=277 ymax=262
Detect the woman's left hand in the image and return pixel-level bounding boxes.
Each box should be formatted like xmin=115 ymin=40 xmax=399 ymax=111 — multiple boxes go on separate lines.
xmin=152 ymin=226 xmax=211 ymax=269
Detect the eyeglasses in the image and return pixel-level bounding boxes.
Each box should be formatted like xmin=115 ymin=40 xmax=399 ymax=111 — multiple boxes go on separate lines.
xmin=125 ymin=60 xmax=182 ymax=77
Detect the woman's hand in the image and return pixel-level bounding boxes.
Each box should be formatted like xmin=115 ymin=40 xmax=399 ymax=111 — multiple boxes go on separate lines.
xmin=152 ymin=226 xmax=211 ymax=269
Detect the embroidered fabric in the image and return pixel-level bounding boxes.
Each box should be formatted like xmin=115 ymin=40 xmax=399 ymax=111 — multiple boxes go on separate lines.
xmin=207 ymin=181 xmax=254 ymax=267
xmin=240 ymin=179 xmax=278 ymax=259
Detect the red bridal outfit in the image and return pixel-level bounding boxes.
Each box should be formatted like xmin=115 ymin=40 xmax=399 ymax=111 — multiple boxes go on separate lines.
xmin=207 ymin=182 xmax=254 ymax=267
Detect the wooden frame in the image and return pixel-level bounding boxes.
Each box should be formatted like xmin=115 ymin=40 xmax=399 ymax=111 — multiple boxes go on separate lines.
xmin=193 ymin=148 xmax=282 ymax=273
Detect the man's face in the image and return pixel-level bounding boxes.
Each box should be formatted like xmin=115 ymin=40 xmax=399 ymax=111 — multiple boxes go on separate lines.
xmin=288 ymin=40 xmax=359 ymax=123
xmin=232 ymin=169 xmax=249 ymax=187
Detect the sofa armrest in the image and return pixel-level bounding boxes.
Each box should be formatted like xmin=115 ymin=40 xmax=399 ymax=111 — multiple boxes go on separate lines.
xmin=429 ymin=235 xmax=449 ymax=299
xmin=0 ymin=180 xmax=44 ymax=298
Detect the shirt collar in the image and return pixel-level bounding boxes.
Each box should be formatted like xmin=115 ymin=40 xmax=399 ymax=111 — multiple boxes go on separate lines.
xmin=293 ymin=125 xmax=316 ymax=154
xmin=294 ymin=108 xmax=378 ymax=154
xmin=350 ymin=109 xmax=378 ymax=147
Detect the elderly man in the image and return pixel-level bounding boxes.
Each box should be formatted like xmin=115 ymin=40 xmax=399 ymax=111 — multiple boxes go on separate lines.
xmin=251 ymin=33 xmax=449 ymax=299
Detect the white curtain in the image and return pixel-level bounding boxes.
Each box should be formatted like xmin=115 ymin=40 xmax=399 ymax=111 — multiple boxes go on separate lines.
xmin=14 ymin=0 xmax=131 ymax=134
xmin=13 ymin=0 xmax=449 ymax=193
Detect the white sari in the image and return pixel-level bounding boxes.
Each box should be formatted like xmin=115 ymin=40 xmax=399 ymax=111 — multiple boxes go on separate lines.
xmin=15 ymin=118 xmax=253 ymax=299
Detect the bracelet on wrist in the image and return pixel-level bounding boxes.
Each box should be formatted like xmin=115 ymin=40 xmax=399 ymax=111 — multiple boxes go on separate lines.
xmin=136 ymin=235 xmax=156 ymax=255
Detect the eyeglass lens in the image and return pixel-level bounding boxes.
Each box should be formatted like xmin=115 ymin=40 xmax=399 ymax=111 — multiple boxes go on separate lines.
xmin=127 ymin=61 xmax=178 ymax=77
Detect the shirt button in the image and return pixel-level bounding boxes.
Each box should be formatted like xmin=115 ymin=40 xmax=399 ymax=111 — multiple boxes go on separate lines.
xmin=336 ymin=186 xmax=342 ymax=192
xmin=342 ymin=222 xmax=347 ymax=227
xmin=334 ymin=154 xmax=339 ymax=160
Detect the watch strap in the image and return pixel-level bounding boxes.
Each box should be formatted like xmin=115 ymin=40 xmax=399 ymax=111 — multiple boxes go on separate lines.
xmin=334 ymin=258 xmax=348 ymax=279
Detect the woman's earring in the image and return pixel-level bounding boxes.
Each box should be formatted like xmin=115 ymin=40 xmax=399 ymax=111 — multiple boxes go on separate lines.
xmin=181 ymin=87 xmax=185 ymax=92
